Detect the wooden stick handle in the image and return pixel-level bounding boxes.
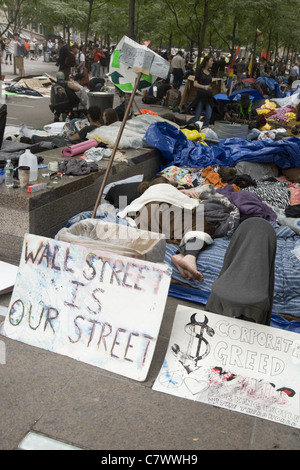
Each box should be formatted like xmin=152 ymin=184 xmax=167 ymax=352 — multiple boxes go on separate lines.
xmin=91 ymin=72 xmax=142 ymax=218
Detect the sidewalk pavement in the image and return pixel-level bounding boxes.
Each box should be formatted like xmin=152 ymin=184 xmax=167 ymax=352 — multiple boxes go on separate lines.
xmin=1 ymin=56 xmax=59 ymax=82
xmin=0 ymin=57 xmax=300 ymax=452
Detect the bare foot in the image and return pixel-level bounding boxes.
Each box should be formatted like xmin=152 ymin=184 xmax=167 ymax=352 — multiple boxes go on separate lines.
xmin=171 ymin=253 xmax=204 ymax=282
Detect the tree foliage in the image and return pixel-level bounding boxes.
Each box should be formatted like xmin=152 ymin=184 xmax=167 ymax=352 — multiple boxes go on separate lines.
xmin=0 ymin=0 xmax=299 ymax=59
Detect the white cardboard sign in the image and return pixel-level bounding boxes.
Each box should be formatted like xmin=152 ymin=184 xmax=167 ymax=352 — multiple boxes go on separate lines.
xmin=153 ymin=305 xmax=300 ymax=428
xmin=0 ymin=234 xmax=171 ymax=381
xmin=0 ymin=261 xmax=18 ymax=294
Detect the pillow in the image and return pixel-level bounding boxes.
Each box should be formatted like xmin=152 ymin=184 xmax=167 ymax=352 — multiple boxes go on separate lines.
xmin=103 ymin=174 xmax=144 ymax=195
xmin=235 ymin=161 xmax=277 ymax=180
xmin=105 ymin=182 xmax=141 ymax=208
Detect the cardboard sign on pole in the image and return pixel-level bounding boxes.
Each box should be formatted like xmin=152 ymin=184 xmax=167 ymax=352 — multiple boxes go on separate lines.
xmin=153 ymin=305 xmax=300 ymax=429
xmin=0 ymin=234 xmax=171 ymax=381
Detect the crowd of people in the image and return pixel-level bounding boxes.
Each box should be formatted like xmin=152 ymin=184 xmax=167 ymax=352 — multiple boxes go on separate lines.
xmin=2 ymin=32 xmax=298 ymax=143
xmin=0 ymin=34 xmax=44 ymax=68
xmin=143 ymin=48 xmax=299 ymax=134
xmin=163 ymin=49 xmax=299 ymax=87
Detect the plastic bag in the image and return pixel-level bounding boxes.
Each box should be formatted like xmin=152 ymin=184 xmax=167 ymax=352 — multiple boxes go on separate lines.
xmin=180 ymin=129 xmax=207 ymax=144
xmin=56 ymin=219 xmax=166 ymax=263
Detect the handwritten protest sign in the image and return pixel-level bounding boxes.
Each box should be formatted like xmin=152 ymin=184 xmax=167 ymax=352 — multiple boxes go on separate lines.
xmin=153 ymin=305 xmax=300 ymax=428
xmin=0 ymin=234 xmax=171 ymax=381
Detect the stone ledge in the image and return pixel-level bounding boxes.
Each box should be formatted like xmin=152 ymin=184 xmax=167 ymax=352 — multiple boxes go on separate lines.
xmin=0 ymin=146 xmax=161 ymax=264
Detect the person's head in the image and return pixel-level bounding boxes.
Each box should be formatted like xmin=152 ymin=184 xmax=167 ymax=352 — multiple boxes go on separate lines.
xmin=13 ymin=32 xmax=20 ymax=39
xmin=87 ymin=106 xmax=101 ymax=123
xmin=102 ymin=108 xmax=119 ymax=125
xmin=137 ymin=174 xmax=178 ymax=195
xmin=56 ymin=71 xmax=65 ymax=81
xmin=74 ymin=73 xmax=85 ymax=84
xmin=200 ymin=54 xmax=214 ymax=70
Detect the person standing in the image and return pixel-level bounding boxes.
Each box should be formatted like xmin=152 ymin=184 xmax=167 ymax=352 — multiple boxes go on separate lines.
xmin=288 ymin=62 xmax=299 ymax=87
xmin=38 ymin=41 xmax=43 ymax=58
xmin=0 ymin=37 xmax=5 ymax=63
xmin=184 ymin=55 xmax=215 ymax=129
xmin=171 ymin=50 xmax=185 ymax=87
xmin=74 ymin=45 xmax=85 ymax=74
xmin=91 ymin=44 xmax=105 ymax=78
xmin=57 ymin=39 xmax=72 ymax=80
xmin=29 ymin=39 xmax=36 ymax=60
xmin=13 ymin=32 xmax=25 ymax=77
xmin=5 ymin=38 xmax=13 ymax=65
xmin=236 ymin=57 xmax=247 ymax=81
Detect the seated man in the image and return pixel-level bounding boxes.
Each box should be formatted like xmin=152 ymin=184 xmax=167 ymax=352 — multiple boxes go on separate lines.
xmin=225 ymin=93 xmax=258 ymax=126
xmin=70 ymin=105 xmax=101 ymax=141
xmin=32 ymin=106 xmax=102 ymax=146
xmin=50 ymin=72 xmax=86 ymax=122
xmin=164 ymin=84 xmax=182 ymax=109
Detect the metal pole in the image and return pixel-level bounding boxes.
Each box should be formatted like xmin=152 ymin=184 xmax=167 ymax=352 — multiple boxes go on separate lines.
xmin=91 ymin=72 xmax=142 ymax=218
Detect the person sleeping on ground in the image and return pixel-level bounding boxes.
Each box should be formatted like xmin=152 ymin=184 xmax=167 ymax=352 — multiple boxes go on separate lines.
xmin=118 ymin=174 xmax=216 ymax=282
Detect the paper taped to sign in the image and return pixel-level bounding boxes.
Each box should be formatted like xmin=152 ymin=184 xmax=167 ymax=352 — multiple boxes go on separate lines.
xmin=0 ymin=234 xmax=171 ymax=381
xmin=108 ymin=36 xmax=170 ymax=93
xmin=153 ymin=305 xmax=300 ymax=429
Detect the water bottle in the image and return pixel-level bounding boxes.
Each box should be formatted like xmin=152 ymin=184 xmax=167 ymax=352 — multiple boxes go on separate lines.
xmin=5 ymin=159 xmax=14 ymax=187
xmin=19 ymin=149 xmax=38 ymax=182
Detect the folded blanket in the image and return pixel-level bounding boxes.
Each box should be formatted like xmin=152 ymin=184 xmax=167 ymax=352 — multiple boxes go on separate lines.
xmin=118 ymin=183 xmax=199 ymax=219
xmin=217 ymin=185 xmax=277 ymax=222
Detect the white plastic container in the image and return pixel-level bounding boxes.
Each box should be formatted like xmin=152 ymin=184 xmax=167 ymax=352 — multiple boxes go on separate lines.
xmin=19 ymin=149 xmax=38 ymax=182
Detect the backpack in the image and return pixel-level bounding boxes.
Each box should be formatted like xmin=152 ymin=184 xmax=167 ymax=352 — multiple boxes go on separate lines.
xmin=51 ymin=81 xmax=79 ymax=113
xmin=65 ymin=49 xmax=76 ymax=67
xmin=21 ymin=43 xmax=28 ymax=57
xmin=142 ymin=95 xmax=159 ymax=104
xmin=65 ymin=85 xmax=81 ymax=108
xmin=100 ymin=54 xmax=108 ymax=67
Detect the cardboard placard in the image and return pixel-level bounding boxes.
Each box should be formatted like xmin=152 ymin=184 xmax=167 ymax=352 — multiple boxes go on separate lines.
xmin=0 ymin=261 xmax=18 ymax=294
xmin=0 ymin=234 xmax=171 ymax=381
xmin=118 ymin=36 xmax=169 ymax=78
xmin=153 ymin=305 xmax=300 ymax=428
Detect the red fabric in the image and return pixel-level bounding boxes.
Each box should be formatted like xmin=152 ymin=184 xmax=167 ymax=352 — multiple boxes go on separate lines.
xmin=93 ymin=49 xmax=105 ymax=62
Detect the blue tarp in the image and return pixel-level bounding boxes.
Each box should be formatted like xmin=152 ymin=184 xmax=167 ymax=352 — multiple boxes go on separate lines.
xmin=143 ymin=122 xmax=300 ymax=169
xmin=229 ymin=88 xmax=264 ymax=101
xmin=256 ymin=76 xmax=284 ymax=98
xmin=271 ymin=314 xmax=300 ymax=333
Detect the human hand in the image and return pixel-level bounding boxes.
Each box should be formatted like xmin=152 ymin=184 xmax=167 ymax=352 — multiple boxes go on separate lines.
xmin=180 ymin=188 xmax=199 ymax=198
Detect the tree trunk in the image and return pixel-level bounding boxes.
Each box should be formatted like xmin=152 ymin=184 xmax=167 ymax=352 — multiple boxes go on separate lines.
xmin=129 ymin=0 xmax=135 ymax=40
xmin=198 ymin=0 xmax=209 ymax=55
xmin=250 ymin=27 xmax=258 ymax=77
xmin=85 ymin=0 xmax=94 ymax=45
xmin=168 ymin=32 xmax=172 ymax=56
xmin=267 ymin=31 xmax=272 ymax=61
xmin=230 ymin=17 xmax=237 ymax=64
